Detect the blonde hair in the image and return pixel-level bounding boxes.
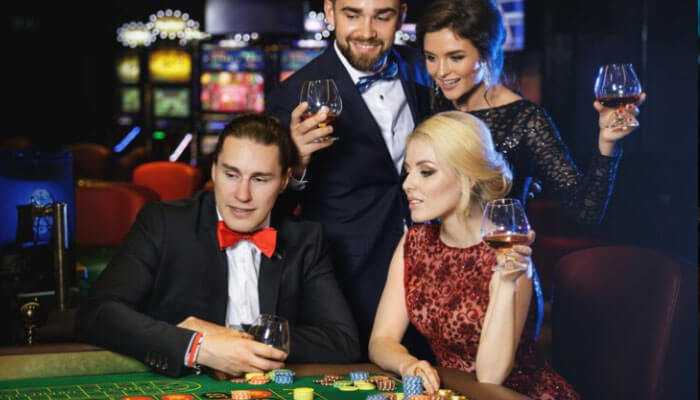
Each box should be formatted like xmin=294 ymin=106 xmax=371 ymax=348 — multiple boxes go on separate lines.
xmin=408 ymin=111 xmax=512 ymax=216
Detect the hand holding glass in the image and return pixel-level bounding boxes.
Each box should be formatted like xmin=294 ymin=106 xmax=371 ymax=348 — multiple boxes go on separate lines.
xmin=247 ymin=314 xmax=290 ymax=353
xmin=300 ymin=79 xmax=342 ymax=142
xmin=481 ymin=198 xmax=531 ymax=272
xmin=594 ymin=63 xmax=642 ymax=129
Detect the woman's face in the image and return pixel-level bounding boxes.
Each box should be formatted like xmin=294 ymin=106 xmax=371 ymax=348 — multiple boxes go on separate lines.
xmin=402 ymin=137 xmax=464 ymax=223
xmin=423 ymin=28 xmax=484 ymax=102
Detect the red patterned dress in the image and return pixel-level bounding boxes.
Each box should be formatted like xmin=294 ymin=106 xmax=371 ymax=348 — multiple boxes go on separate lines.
xmin=404 ymin=224 xmax=579 ymax=399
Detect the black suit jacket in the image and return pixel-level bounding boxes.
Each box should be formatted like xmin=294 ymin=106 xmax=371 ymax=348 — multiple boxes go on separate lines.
xmin=267 ymin=45 xmax=431 ymax=342
xmin=78 ymin=191 xmax=360 ymax=377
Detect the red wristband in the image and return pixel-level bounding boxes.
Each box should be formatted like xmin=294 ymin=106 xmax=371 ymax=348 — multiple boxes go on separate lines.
xmin=186 ymin=332 xmax=204 ymax=368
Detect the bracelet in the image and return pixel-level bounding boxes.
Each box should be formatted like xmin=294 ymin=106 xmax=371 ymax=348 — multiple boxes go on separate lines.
xmin=185 ymin=332 xmax=204 ymax=368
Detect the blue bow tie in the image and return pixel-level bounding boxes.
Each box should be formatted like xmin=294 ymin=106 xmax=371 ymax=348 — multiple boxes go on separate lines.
xmin=355 ymin=51 xmax=399 ymax=94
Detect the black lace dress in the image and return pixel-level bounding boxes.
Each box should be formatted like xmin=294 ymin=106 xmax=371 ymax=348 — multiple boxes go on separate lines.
xmin=469 ymin=99 xmax=621 ymax=226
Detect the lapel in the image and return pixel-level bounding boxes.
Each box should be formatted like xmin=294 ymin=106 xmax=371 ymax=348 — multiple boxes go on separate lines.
xmin=257 ymin=224 xmax=286 ymax=315
xmin=196 ymin=192 xmax=230 ymax=324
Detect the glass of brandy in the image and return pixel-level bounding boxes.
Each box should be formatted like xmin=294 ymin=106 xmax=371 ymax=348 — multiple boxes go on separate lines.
xmin=247 ymin=314 xmax=290 ymax=353
xmin=481 ymin=198 xmax=532 ymax=272
xmin=594 ymin=63 xmax=642 ymax=129
xmin=300 ymin=79 xmax=342 ymax=142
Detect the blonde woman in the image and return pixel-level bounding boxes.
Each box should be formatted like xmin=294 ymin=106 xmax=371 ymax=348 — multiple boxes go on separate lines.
xmin=368 ymin=112 xmax=579 ymax=399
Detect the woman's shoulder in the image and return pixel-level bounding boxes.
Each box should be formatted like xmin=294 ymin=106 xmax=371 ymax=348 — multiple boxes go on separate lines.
xmin=492 ymin=85 xmax=522 ymax=105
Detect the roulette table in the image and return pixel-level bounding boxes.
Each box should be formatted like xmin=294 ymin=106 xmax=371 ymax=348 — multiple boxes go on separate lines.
xmin=0 ymin=344 xmax=529 ymax=400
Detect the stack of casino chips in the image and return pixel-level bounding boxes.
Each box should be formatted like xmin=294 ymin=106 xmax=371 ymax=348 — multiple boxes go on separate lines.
xmin=368 ymin=375 xmax=397 ymax=392
xmin=245 ymin=372 xmax=270 ymax=385
xmin=313 ymin=374 xmax=343 ymax=385
xmin=230 ymin=390 xmax=251 ymax=400
xmin=366 ymin=394 xmax=388 ymax=400
xmin=402 ymin=375 xmax=423 ymax=399
xmin=271 ymin=368 xmax=295 ymax=384
xmin=350 ymin=371 xmax=370 ymax=382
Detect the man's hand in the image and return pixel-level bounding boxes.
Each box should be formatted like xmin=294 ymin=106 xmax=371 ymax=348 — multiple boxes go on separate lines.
xmin=196 ymin=329 xmax=288 ymax=375
xmin=177 ymin=316 xmax=250 ymax=338
xmin=290 ymin=102 xmax=337 ymax=171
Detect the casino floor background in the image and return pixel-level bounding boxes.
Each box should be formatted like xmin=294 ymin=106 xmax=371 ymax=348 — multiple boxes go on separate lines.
xmin=0 ymin=0 xmax=696 ymax=399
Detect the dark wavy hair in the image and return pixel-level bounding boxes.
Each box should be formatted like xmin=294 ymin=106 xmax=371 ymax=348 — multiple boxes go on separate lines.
xmin=417 ymin=0 xmax=506 ymax=111
xmin=213 ymin=114 xmax=299 ymax=172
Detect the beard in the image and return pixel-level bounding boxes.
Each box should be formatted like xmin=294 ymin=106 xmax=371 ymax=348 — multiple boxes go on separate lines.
xmin=336 ymin=37 xmax=390 ymax=71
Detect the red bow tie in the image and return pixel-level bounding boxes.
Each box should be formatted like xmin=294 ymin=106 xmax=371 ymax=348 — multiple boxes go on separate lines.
xmin=216 ymin=221 xmax=277 ymax=258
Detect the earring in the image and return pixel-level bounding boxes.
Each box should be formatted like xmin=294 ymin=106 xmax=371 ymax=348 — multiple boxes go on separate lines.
xmin=483 ymin=65 xmax=492 ymax=87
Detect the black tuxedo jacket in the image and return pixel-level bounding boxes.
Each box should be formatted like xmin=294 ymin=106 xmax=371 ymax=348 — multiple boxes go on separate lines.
xmin=78 ymin=191 xmax=360 ymax=377
xmin=267 ymin=45 xmax=431 ymax=344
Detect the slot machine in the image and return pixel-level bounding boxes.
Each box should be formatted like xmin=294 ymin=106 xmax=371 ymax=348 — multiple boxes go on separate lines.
xmin=276 ymin=10 xmax=329 ymax=84
xmin=114 ymin=11 xmax=208 ymax=163
xmin=197 ymin=38 xmax=267 ymax=165
xmin=113 ymin=22 xmax=155 ymax=155
xmin=147 ymin=46 xmax=196 ymax=161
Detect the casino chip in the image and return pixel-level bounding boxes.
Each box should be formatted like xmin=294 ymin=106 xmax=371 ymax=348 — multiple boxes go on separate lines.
xmin=230 ymin=390 xmax=251 ymax=400
xmin=202 ymin=393 xmax=229 ymax=399
xmin=401 ymin=375 xmax=423 ymax=399
xmin=271 ymin=368 xmax=295 ymax=385
xmin=354 ymin=381 xmax=376 ymax=391
xmin=292 ymin=387 xmax=313 ymax=400
xmin=245 ymin=372 xmax=265 ymax=381
xmin=313 ymin=374 xmax=342 ymax=386
xmin=248 ymin=375 xmax=270 ymax=385
xmin=349 ymin=371 xmax=370 ymax=382
xmin=435 ymin=389 xmax=454 ymax=400
xmin=229 ymin=378 xmax=247 ymax=384
xmin=368 ymin=376 xmax=397 ymax=392
xmin=247 ymin=390 xmax=273 ymax=399
xmin=161 ymin=395 xmax=194 ymax=400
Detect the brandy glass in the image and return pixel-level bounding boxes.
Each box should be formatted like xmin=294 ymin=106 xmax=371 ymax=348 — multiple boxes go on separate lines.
xmin=594 ymin=63 xmax=642 ymax=129
xmin=481 ymin=198 xmax=531 ymax=272
xmin=248 ymin=314 xmax=290 ymax=353
xmin=300 ymin=79 xmax=342 ymax=142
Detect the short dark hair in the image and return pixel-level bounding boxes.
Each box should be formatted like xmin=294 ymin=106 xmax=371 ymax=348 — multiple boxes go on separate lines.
xmin=417 ymin=0 xmax=505 ymax=84
xmin=213 ymin=114 xmax=299 ymax=173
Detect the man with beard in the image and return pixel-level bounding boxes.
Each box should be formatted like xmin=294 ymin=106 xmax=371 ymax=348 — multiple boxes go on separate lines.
xmin=267 ymin=0 xmax=431 ymax=359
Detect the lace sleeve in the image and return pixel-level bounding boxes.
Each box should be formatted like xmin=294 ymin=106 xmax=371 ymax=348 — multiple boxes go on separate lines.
xmin=519 ymin=106 xmax=621 ymax=225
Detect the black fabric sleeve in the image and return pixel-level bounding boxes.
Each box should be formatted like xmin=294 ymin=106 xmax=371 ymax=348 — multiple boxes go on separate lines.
xmin=77 ymin=203 xmax=196 ymax=377
xmin=520 ymin=106 xmax=621 ymax=225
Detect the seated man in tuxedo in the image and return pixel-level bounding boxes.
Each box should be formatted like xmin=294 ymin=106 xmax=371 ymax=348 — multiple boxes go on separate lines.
xmin=79 ymin=114 xmax=360 ymax=377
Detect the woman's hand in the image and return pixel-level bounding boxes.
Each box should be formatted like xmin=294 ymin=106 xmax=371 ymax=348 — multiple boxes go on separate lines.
xmin=399 ymin=359 xmax=441 ymax=394
xmin=595 ymin=93 xmax=646 ymax=155
xmin=495 ymin=230 xmax=535 ymax=281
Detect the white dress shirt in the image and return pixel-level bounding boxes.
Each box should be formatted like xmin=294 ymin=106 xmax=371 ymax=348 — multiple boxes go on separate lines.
xmin=217 ymin=210 xmax=268 ymax=330
xmin=334 ymin=42 xmax=415 ymax=173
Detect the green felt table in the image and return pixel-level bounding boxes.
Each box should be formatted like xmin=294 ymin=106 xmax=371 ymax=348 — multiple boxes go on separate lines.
xmin=0 ymin=345 xmax=529 ymax=400
xmin=0 ymin=371 xmax=395 ymax=400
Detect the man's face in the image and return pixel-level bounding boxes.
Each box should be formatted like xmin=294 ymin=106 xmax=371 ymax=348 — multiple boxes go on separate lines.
xmin=211 ymin=136 xmax=290 ymax=233
xmin=324 ymin=0 xmax=405 ymax=71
